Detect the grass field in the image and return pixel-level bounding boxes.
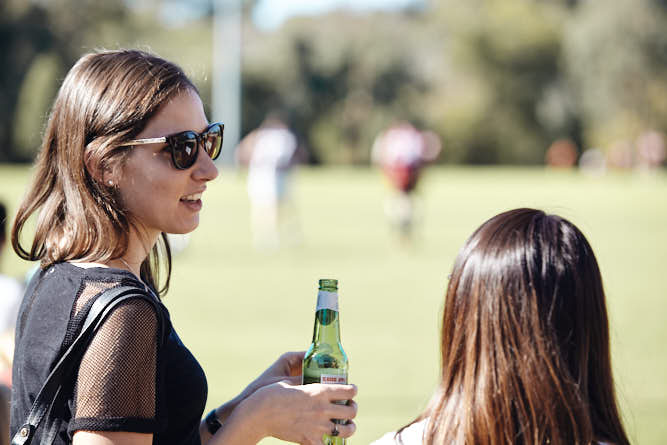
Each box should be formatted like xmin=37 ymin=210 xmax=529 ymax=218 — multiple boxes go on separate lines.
xmin=1 ymin=164 xmax=666 ymax=444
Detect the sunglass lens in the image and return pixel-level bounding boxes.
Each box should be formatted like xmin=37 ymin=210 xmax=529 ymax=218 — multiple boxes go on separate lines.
xmin=205 ymin=125 xmax=223 ymax=161
xmin=173 ymin=136 xmax=198 ymax=169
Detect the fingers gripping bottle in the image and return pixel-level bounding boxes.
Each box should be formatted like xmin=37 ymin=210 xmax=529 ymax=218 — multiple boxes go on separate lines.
xmin=303 ymin=279 xmax=349 ymax=445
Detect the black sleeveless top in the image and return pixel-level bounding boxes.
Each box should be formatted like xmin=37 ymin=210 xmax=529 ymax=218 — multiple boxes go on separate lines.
xmin=10 ymin=262 xmax=208 ymax=445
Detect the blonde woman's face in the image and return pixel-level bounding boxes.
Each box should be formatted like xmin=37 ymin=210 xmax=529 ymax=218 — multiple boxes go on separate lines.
xmin=116 ymin=89 xmax=219 ymax=241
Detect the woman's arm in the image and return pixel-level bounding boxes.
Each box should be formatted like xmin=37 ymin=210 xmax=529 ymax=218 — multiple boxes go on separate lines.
xmin=199 ymin=351 xmax=305 ymax=443
xmin=69 ymin=299 xmax=162 ymax=445
xmin=200 ymin=352 xmax=358 ymax=445
xmin=207 ymin=381 xmax=357 ymax=445
xmin=218 ymin=352 xmax=304 ymax=421
xmin=71 ymin=351 xmax=357 ymax=445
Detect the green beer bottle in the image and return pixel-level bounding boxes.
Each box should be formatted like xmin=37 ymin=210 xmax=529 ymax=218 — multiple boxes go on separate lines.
xmin=302 ymin=279 xmax=349 ymax=445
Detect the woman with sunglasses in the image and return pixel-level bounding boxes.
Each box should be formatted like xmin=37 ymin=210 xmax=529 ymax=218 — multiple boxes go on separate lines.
xmin=9 ymin=49 xmax=357 ymax=445
xmin=371 ymin=208 xmax=629 ymax=445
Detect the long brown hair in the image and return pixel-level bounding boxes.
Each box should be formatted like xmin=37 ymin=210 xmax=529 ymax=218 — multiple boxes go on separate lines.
xmin=11 ymin=49 xmax=198 ymax=295
xmin=405 ymin=208 xmax=629 ymax=445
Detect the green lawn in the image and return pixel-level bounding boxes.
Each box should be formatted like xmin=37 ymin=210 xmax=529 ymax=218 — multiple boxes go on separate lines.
xmin=1 ymin=164 xmax=665 ymax=444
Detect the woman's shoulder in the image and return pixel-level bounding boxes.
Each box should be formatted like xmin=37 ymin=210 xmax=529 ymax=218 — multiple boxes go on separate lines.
xmin=371 ymin=418 xmax=428 ymax=445
xmin=32 ymin=262 xmax=139 ymax=290
xmin=23 ymin=262 xmax=160 ymax=333
xmin=47 ymin=263 xmax=146 ymax=307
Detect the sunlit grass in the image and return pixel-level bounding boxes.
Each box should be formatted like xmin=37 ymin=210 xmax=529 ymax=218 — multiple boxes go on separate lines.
xmin=1 ymin=164 xmax=665 ymax=444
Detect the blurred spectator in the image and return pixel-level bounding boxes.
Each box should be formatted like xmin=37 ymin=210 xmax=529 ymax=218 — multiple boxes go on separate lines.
xmin=236 ymin=114 xmax=303 ymax=250
xmin=0 ymin=203 xmax=22 ymax=380
xmin=1 ymin=202 xmax=23 ymax=445
xmin=636 ymin=130 xmax=666 ymax=172
xmin=0 ymin=384 xmax=8 ymax=445
xmin=371 ymin=121 xmax=441 ymax=241
xmin=607 ymin=140 xmax=635 ymax=169
xmin=579 ymin=148 xmax=607 ymax=177
xmin=545 ymin=139 xmax=578 ymax=168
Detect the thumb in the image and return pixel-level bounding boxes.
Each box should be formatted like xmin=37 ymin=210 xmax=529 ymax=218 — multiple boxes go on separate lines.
xmin=283 ymin=351 xmax=305 ymax=376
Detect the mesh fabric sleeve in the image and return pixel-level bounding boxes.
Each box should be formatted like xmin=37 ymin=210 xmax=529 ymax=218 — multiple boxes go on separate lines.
xmin=68 ymin=297 xmax=164 ymax=435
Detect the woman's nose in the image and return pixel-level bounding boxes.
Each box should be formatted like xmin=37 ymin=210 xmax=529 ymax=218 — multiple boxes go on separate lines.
xmin=192 ymin=144 xmax=220 ymax=182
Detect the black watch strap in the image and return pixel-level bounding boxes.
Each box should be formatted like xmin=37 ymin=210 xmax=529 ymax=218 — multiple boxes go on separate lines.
xmin=205 ymin=409 xmax=222 ymax=435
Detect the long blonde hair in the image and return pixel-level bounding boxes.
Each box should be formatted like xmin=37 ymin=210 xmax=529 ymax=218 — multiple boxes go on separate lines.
xmin=403 ymin=208 xmax=629 ymax=445
xmin=12 ymin=49 xmax=197 ymax=295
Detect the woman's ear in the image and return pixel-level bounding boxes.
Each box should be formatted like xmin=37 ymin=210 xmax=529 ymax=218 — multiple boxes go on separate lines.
xmin=84 ymin=148 xmax=115 ymax=187
xmin=101 ymin=168 xmax=116 ymax=187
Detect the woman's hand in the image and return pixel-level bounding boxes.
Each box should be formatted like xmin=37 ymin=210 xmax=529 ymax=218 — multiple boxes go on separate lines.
xmin=203 ymin=350 xmax=305 ymax=438
xmin=203 ymin=351 xmax=357 ymax=445
xmin=239 ymin=380 xmax=358 ymax=445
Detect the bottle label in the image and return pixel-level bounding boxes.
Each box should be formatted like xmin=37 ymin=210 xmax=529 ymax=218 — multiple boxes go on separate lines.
xmin=316 ymin=290 xmax=338 ymax=311
xmin=303 ymin=368 xmax=347 ymax=385
xmin=320 ymin=374 xmax=347 ymax=384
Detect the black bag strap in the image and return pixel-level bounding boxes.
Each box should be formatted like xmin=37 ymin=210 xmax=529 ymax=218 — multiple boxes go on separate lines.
xmin=11 ymin=284 xmax=162 ymax=445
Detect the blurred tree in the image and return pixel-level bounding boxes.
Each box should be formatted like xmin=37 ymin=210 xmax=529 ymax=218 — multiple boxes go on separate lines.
xmin=240 ymin=10 xmax=433 ymax=164
xmin=2 ymin=0 xmax=664 ymax=166
xmin=0 ymin=2 xmax=53 ymax=162
xmin=12 ymin=53 xmax=63 ymax=160
xmin=563 ymin=0 xmax=667 ymax=152
xmin=0 ymin=0 xmax=216 ymax=162
xmin=238 ymin=1 xmax=590 ymax=165
xmin=429 ymin=0 xmax=570 ymax=164
xmin=0 ymin=0 xmax=132 ymax=161
xmin=290 ymin=38 xmax=352 ymax=164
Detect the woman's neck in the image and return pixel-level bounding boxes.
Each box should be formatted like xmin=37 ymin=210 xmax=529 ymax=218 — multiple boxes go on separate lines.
xmin=69 ymin=229 xmax=157 ymax=286
xmin=116 ymin=229 xmax=157 ymax=277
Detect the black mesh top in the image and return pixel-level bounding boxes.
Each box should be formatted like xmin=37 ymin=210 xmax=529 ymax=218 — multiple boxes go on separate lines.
xmin=10 ymin=262 xmax=208 ymax=445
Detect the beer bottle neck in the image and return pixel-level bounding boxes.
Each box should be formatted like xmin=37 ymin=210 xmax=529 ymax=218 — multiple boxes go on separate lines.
xmin=312 ymin=309 xmax=341 ymax=344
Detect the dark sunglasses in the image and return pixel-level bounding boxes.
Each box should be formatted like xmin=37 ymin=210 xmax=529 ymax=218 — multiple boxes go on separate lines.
xmin=119 ymin=122 xmax=224 ymax=169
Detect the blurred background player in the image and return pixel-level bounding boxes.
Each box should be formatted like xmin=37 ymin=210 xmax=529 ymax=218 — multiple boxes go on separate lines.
xmin=636 ymin=130 xmax=666 ymax=174
xmin=0 ymin=202 xmax=23 ymax=445
xmin=236 ymin=114 xmax=304 ymax=250
xmin=545 ymin=139 xmax=578 ymax=169
xmin=371 ymin=121 xmax=441 ymax=242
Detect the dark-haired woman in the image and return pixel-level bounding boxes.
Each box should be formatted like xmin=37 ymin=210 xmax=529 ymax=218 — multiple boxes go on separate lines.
xmin=10 ymin=49 xmax=356 ymax=445
xmin=372 ymin=208 xmax=629 ymax=445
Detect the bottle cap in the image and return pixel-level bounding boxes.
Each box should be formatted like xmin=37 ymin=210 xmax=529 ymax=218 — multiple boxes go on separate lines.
xmin=318 ymin=279 xmax=338 ymax=290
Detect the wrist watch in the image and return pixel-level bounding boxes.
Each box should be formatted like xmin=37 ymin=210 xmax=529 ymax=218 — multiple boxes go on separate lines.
xmin=205 ymin=409 xmax=222 ymax=435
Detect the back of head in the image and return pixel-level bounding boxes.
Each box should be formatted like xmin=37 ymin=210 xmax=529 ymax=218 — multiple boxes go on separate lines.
xmin=11 ymin=49 xmax=197 ymax=293
xmin=425 ymin=208 xmax=628 ymax=445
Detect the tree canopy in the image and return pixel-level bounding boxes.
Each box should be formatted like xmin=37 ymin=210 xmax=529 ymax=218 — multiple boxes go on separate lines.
xmin=1 ymin=0 xmax=665 ymax=165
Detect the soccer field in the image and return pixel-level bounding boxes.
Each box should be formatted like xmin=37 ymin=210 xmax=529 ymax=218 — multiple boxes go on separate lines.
xmin=1 ymin=164 xmax=666 ymax=444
